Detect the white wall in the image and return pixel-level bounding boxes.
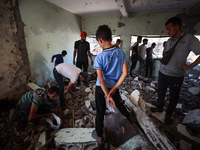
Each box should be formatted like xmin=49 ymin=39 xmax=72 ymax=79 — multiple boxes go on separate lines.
xmin=19 ymin=0 xmax=81 ymax=86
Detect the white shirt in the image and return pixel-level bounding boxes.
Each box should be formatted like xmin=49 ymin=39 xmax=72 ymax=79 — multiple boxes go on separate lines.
xmin=55 ymin=63 xmax=81 ymax=83
xmin=138 ymin=45 xmax=146 ymax=60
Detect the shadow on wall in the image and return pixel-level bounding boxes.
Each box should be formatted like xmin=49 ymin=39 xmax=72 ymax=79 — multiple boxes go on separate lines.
xmin=32 ymin=52 xmax=51 ymax=86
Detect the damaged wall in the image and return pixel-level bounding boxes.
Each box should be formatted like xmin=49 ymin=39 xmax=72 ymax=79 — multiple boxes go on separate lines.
xmin=18 ymin=0 xmax=81 ymax=86
xmin=0 ymin=0 xmax=30 ymax=100
xmin=82 ymin=11 xmax=200 ymax=71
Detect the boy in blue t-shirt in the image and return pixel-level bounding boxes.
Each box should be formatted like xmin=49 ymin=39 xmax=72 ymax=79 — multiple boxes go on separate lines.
xmin=93 ymin=25 xmax=131 ymax=143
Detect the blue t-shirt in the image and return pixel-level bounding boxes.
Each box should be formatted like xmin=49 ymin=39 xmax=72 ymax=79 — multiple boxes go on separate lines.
xmin=51 ymin=54 xmax=64 ymax=65
xmin=94 ymin=47 xmax=127 ymax=88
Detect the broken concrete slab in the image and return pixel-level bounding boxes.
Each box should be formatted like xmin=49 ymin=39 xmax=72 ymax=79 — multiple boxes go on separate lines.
xmin=104 ymin=108 xmax=138 ymax=148
xmin=182 ymin=109 xmax=200 ymax=132
xmin=179 ymin=139 xmax=192 ymax=150
xmin=151 ymin=111 xmax=166 ymax=123
xmin=177 ymin=124 xmax=200 ymax=144
xmin=116 ymin=134 xmax=155 ymax=150
xmin=188 ymin=87 xmax=200 ymax=95
xmin=129 ymin=90 xmax=140 ymax=106
xmin=54 ymin=128 xmax=97 ymax=150
xmin=27 ymin=82 xmax=41 ymax=90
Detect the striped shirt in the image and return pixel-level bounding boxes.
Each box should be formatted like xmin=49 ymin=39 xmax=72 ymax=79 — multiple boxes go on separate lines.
xmin=17 ymin=89 xmax=59 ymax=108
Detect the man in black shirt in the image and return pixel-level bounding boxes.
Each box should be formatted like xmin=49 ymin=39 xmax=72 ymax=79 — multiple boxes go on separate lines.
xmin=145 ymin=43 xmax=156 ymax=78
xmin=73 ymin=31 xmax=93 ymax=86
xmin=130 ymin=36 xmax=142 ymax=77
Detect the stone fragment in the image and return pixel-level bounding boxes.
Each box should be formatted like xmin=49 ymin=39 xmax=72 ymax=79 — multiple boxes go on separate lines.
xmin=27 ymin=82 xmax=41 ymax=90
xmin=38 ymin=132 xmax=46 ymax=146
xmin=145 ymin=86 xmax=155 ymax=93
xmin=182 ymin=109 xmax=200 ymax=131
xmin=129 ymin=90 xmax=140 ymax=106
xmin=85 ymin=100 xmax=91 ymax=108
xmin=188 ymin=87 xmax=200 ymax=95
xmin=85 ymin=87 xmax=92 ymax=93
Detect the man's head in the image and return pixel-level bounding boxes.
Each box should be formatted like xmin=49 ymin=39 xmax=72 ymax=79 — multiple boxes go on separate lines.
xmin=151 ymin=43 xmax=156 ymax=49
xmin=96 ymin=25 xmax=112 ymax=42
xmin=79 ymin=72 xmax=88 ymax=82
xmin=47 ymin=86 xmax=60 ymax=100
xmin=137 ymin=36 xmax=142 ymax=43
xmin=143 ymin=39 xmax=148 ymax=45
xmin=62 ymin=50 xmax=67 ymax=57
xmin=165 ymin=17 xmax=182 ymax=37
xmin=81 ymin=31 xmax=87 ymax=41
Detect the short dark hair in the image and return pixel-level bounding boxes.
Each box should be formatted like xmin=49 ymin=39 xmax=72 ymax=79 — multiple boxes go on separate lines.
xmin=48 ymin=86 xmax=60 ymax=94
xmin=137 ymin=36 xmax=142 ymax=41
xmin=96 ymin=25 xmax=112 ymax=41
xmin=165 ymin=17 xmax=182 ymax=28
xmin=143 ymin=39 xmax=148 ymax=42
xmin=152 ymin=43 xmax=156 ymax=46
xmin=116 ymin=39 xmax=121 ymax=43
xmin=80 ymin=72 xmax=88 ymax=81
xmin=62 ymin=50 xmax=67 ymax=55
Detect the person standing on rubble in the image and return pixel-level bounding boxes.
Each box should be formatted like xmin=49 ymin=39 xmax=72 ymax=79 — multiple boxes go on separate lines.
xmin=150 ymin=17 xmax=200 ymax=124
xmin=53 ymin=63 xmax=88 ymax=105
xmin=138 ymin=39 xmax=148 ymax=76
xmin=73 ymin=31 xmax=93 ymax=87
xmin=130 ymin=36 xmax=142 ymax=77
xmin=51 ymin=50 xmax=67 ymax=66
xmin=17 ymin=86 xmax=68 ymax=127
xmin=145 ymin=43 xmax=156 ymax=78
xmin=93 ymin=25 xmax=132 ymax=144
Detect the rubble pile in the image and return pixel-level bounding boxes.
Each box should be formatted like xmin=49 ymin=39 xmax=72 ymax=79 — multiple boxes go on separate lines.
xmin=0 ymin=69 xmax=200 ymax=149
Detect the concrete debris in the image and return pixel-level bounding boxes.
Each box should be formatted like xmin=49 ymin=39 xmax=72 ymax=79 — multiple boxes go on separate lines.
xmin=182 ymin=109 xmax=200 ymax=132
xmin=177 ymin=124 xmax=200 ymax=144
xmin=9 ymin=108 xmax=20 ymax=121
xmin=54 ymin=128 xmax=98 ymax=149
xmin=38 ymin=131 xmax=46 ymax=146
xmin=129 ymin=90 xmax=140 ymax=106
xmin=27 ymin=82 xmax=41 ymax=90
xmin=85 ymin=87 xmax=92 ymax=93
xmin=188 ymin=87 xmax=200 ymax=95
xmin=145 ymin=86 xmax=155 ymax=93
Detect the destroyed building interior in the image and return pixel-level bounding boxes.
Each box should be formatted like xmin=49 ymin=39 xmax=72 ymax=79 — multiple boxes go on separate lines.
xmin=1 ymin=0 xmax=200 ymax=150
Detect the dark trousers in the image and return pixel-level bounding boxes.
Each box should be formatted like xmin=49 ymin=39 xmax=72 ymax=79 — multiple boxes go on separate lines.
xmin=145 ymin=59 xmax=153 ymax=77
xmin=53 ymin=68 xmax=64 ymax=105
xmin=17 ymin=102 xmax=50 ymax=125
xmin=76 ymin=61 xmax=88 ymax=84
xmin=157 ymin=71 xmax=184 ymax=115
xmin=95 ymin=86 xmax=130 ymax=137
xmin=130 ymin=56 xmax=138 ymax=75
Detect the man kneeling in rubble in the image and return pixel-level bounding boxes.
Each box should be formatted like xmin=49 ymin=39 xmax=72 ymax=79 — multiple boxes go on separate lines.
xmin=17 ymin=86 xmax=68 ymax=128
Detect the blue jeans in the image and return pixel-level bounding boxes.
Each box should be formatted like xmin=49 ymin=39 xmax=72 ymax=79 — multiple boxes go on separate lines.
xmin=53 ymin=68 xmax=64 ymax=105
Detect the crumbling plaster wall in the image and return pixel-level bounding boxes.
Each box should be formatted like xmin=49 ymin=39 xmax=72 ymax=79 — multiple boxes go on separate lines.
xmin=82 ymin=12 xmax=200 ymax=74
xmin=18 ymin=0 xmax=81 ymax=86
xmin=0 ymin=0 xmax=30 ymax=100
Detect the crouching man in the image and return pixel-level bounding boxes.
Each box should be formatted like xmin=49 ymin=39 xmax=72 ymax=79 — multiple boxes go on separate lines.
xmin=53 ymin=63 xmax=88 ymax=103
xmin=17 ymin=86 xmax=68 ymax=128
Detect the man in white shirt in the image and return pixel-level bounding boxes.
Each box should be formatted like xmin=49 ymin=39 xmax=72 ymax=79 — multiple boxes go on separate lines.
xmin=138 ymin=39 xmax=148 ymax=75
xmin=53 ymin=63 xmax=88 ymax=107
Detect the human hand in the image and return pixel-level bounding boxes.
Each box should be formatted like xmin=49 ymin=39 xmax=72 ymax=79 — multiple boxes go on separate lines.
xmin=51 ymin=60 xmax=54 ymax=62
xmin=107 ymin=88 xmax=116 ymax=98
xmin=106 ymin=97 xmax=115 ymax=109
xmin=91 ymin=60 xmax=94 ymax=65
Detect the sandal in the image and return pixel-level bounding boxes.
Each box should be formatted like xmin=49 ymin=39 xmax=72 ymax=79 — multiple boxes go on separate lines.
xmin=92 ymin=130 xmax=105 ymax=145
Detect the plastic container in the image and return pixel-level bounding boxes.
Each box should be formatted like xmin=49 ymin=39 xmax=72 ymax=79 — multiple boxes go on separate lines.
xmin=46 ymin=113 xmax=62 ymax=130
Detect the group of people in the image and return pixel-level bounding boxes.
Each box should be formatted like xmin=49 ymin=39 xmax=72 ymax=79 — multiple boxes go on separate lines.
xmin=130 ymin=36 xmax=157 ymax=78
xmin=16 ymin=16 xmax=200 ymax=144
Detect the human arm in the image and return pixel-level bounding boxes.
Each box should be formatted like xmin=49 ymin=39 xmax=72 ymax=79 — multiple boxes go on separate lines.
xmin=88 ymin=50 xmax=94 ymax=65
xmin=67 ymin=82 xmax=76 ymax=99
xmin=107 ymin=62 xmax=128 ymax=98
xmin=28 ymin=104 xmax=52 ymax=121
xmin=73 ymin=49 xmax=76 ymax=65
xmin=96 ymin=69 xmax=115 ymax=108
xmin=51 ymin=54 xmax=57 ymax=63
xmin=56 ymin=105 xmax=68 ymax=127
xmin=182 ymin=56 xmax=200 ymax=70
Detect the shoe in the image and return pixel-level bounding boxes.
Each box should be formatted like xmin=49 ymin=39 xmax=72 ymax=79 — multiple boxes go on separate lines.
xmin=92 ymin=130 xmax=105 ymax=145
xmin=164 ymin=114 xmax=173 ymax=125
xmin=150 ymin=107 xmax=163 ymax=113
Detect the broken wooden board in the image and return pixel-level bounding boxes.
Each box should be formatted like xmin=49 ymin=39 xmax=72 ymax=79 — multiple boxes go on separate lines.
xmin=104 ymin=108 xmax=138 ymax=148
